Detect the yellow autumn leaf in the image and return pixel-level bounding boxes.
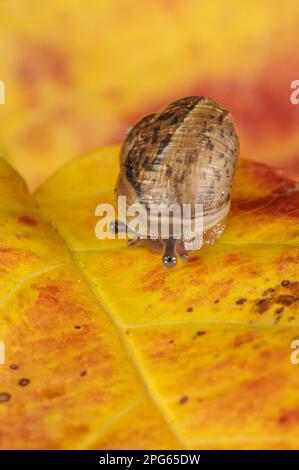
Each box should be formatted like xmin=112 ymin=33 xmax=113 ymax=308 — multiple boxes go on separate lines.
xmin=0 ymin=154 xmax=178 ymax=450
xmin=0 ymin=143 xmax=298 ymax=449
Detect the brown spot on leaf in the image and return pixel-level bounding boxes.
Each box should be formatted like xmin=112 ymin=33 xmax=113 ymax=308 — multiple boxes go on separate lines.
xmin=277 ymin=295 xmax=298 ymax=306
xmin=256 ymin=298 xmax=273 ymax=314
xmin=263 ymin=288 xmax=275 ymax=295
xmin=0 ymin=393 xmax=11 ymax=403
xmin=18 ymin=378 xmax=30 ymax=387
xmin=236 ymin=298 xmax=247 ymax=305
xmin=179 ymin=395 xmax=189 ymax=405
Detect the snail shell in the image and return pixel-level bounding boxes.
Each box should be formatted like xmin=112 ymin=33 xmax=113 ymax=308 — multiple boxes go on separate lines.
xmin=115 ymin=96 xmax=239 ymax=267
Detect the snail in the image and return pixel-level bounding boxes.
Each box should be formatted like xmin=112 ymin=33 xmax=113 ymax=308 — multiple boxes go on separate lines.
xmin=113 ymin=96 xmax=239 ymax=267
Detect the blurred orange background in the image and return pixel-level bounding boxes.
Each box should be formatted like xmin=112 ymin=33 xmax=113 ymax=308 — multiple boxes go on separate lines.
xmin=0 ymin=0 xmax=299 ymax=190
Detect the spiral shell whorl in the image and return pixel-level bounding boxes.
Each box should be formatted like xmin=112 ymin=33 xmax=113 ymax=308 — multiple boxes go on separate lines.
xmin=116 ymin=95 xmax=239 ymax=240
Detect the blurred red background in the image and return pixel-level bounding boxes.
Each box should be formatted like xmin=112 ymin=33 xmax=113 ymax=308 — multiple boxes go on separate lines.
xmin=0 ymin=0 xmax=299 ymax=189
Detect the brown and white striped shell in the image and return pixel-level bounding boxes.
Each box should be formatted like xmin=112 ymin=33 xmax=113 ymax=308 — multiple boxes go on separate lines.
xmin=115 ymin=96 xmax=239 ymax=267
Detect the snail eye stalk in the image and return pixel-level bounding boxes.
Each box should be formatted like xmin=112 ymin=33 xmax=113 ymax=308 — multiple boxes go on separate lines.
xmin=162 ymin=239 xmax=177 ymax=268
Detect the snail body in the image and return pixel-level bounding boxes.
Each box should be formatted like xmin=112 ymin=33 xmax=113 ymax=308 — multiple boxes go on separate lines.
xmin=115 ymin=96 xmax=239 ymax=267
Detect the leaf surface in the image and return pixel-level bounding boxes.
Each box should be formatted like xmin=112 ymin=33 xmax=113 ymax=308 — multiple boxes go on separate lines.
xmin=0 ymin=145 xmax=299 ymax=448
xmin=0 ymin=155 xmax=179 ymax=450
xmin=31 ymin=144 xmax=299 ymax=449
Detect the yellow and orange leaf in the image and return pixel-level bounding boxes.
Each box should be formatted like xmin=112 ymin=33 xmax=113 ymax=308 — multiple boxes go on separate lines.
xmin=1 ymin=144 xmax=298 ymax=449
xmin=0 ymin=155 xmax=179 ymax=450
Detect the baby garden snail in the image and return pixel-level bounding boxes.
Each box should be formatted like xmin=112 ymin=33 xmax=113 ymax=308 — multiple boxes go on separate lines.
xmin=114 ymin=96 xmax=239 ymax=267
